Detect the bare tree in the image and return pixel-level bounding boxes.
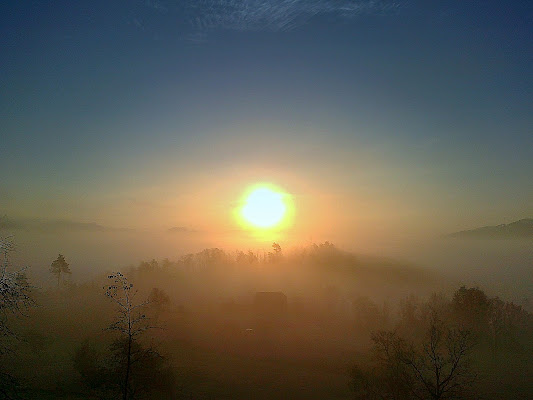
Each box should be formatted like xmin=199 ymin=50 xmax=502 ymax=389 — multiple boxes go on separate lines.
xmin=104 ymin=272 xmax=158 ymax=400
xmin=353 ymin=311 xmax=476 ymax=400
xmin=0 ymin=236 xmax=33 ymax=399
xmin=0 ymin=236 xmax=32 ymax=346
xmin=402 ymin=312 xmax=476 ymax=400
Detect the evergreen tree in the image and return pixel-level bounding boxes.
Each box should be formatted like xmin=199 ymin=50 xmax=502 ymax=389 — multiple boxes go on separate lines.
xmin=49 ymin=254 xmax=71 ymax=287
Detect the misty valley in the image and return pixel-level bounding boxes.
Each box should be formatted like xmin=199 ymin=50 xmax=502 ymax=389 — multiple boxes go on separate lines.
xmin=1 ymin=238 xmax=532 ymax=399
xmin=1 ymin=1 xmax=532 ymax=398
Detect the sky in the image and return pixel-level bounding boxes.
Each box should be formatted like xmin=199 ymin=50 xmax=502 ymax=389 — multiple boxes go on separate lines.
xmin=1 ymin=0 xmax=532 ymax=258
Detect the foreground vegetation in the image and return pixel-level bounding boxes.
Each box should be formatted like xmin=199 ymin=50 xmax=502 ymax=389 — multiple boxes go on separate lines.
xmin=1 ymin=239 xmax=532 ymax=399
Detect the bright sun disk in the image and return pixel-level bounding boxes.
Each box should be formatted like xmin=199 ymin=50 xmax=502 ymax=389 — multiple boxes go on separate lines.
xmin=241 ymin=187 xmax=287 ymax=228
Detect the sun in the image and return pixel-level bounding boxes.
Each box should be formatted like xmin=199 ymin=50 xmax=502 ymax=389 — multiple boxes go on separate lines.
xmin=240 ymin=185 xmax=289 ymax=229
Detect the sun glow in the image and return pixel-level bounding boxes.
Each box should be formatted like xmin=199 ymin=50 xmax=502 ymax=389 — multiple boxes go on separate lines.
xmin=240 ymin=185 xmax=290 ymax=229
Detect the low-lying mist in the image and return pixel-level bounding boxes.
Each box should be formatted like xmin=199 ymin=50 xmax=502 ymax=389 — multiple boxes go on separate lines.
xmin=7 ymin=225 xmax=531 ymax=300
xmin=2 ymin=237 xmax=532 ymax=399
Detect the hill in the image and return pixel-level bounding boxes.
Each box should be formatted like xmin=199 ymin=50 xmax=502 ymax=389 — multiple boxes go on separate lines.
xmin=448 ymin=218 xmax=533 ymax=239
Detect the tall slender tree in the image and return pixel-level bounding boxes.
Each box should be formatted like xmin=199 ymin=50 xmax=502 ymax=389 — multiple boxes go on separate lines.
xmin=104 ymin=273 xmax=155 ymax=400
xmin=49 ymin=254 xmax=71 ymax=287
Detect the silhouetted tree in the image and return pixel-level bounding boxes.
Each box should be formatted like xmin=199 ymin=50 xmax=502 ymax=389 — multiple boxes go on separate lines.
xmin=74 ymin=337 xmax=176 ymax=399
xmin=235 ymin=250 xmax=258 ymax=264
xmin=268 ymin=242 xmax=282 ymax=263
xmin=353 ymin=310 xmax=476 ymax=400
xmin=487 ymin=296 xmax=533 ymax=360
xmin=49 ymin=254 xmax=71 ymax=287
xmin=0 ymin=238 xmax=32 ymax=340
xmin=0 ymin=236 xmax=33 ymax=399
xmin=452 ymin=286 xmax=489 ymax=330
xmin=405 ymin=311 xmax=476 ymax=399
xmin=107 ymin=337 xmax=175 ymax=399
xmin=105 ymin=273 xmax=165 ymax=400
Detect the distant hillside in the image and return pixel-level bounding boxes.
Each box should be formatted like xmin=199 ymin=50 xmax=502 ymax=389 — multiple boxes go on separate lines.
xmin=0 ymin=215 xmax=127 ymax=233
xmin=448 ymin=218 xmax=533 ymax=239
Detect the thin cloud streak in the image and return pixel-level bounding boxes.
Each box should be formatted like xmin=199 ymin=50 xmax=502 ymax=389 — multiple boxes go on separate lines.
xmin=184 ymin=0 xmax=402 ymax=32
xmin=138 ymin=0 xmax=402 ymax=37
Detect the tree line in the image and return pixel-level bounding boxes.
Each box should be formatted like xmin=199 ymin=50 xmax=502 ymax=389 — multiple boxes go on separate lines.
xmin=0 ymin=236 xmax=532 ymax=399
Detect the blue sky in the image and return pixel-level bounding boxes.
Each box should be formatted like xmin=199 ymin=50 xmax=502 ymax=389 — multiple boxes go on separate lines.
xmin=1 ymin=0 xmax=531 ymax=240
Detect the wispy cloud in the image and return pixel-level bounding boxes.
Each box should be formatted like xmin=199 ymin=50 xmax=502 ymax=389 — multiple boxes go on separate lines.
xmin=188 ymin=0 xmax=401 ymax=33
xmin=136 ymin=0 xmax=402 ymax=38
